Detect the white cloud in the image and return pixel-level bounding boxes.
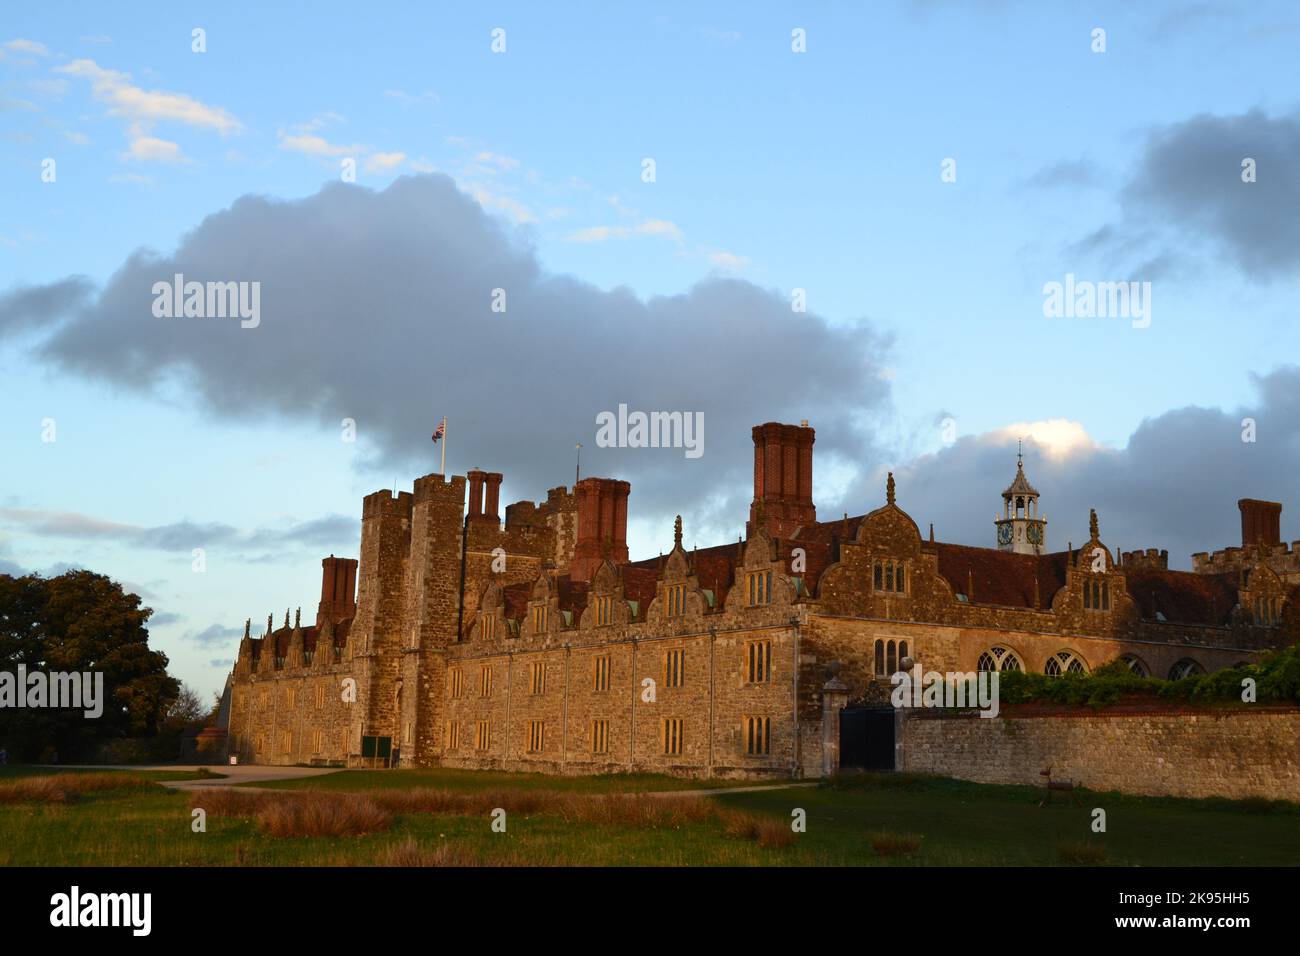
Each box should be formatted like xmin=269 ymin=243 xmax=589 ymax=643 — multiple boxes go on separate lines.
xmin=385 ymin=89 xmax=439 ymax=105
xmin=277 ymin=131 xmax=362 ymax=158
xmin=128 ymin=135 xmax=184 ymax=163
xmin=5 ymin=39 xmax=48 ymax=56
xmin=473 ymin=150 xmax=520 ymax=171
xmin=57 ymin=58 xmax=241 ymax=135
xmin=465 ymin=182 xmax=536 ymax=224
xmin=991 ymin=419 xmax=1102 ymax=461
xmin=364 ymin=151 xmax=407 ymax=173
xmin=566 ymin=218 xmax=685 ymax=243
xmin=706 ymin=250 xmax=750 ymax=270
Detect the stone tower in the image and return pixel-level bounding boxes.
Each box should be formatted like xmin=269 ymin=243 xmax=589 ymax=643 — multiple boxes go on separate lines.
xmin=995 ymin=446 xmax=1047 ymax=555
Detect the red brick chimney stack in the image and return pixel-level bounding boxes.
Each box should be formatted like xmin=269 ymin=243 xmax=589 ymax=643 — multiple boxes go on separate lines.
xmin=483 ymin=472 xmax=503 ymax=521
xmin=1239 ymin=498 xmax=1282 ymax=548
xmin=466 ymin=469 xmax=487 ymax=519
xmin=570 ymin=477 xmax=631 ymax=582
xmin=317 ymin=555 xmax=358 ymax=626
xmin=746 ymin=421 xmax=816 ymax=539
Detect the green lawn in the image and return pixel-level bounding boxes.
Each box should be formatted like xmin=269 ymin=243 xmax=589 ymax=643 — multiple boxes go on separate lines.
xmin=0 ymin=766 xmax=1296 ymax=866
xmin=0 ymin=765 xmax=223 ymax=783
xmin=244 ymin=767 xmax=761 ymax=794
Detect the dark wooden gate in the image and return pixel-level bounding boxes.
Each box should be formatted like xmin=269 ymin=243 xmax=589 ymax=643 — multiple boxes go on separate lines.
xmin=839 ymin=707 xmax=895 ymax=770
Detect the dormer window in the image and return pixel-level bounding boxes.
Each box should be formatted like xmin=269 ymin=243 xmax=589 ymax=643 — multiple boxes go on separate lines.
xmin=872 ymin=559 xmax=906 ymax=595
xmin=596 ymin=595 xmax=614 ymax=625
xmin=1082 ymin=578 xmax=1110 ymax=611
xmin=1254 ymin=597 xmax=1280 ymax=625
xmin=665 ymin=583 xmax=686 ymax=618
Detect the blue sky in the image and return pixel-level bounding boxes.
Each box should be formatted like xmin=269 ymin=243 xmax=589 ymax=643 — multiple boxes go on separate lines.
xmin=3 ymin=1 xmax=1299 ymax=700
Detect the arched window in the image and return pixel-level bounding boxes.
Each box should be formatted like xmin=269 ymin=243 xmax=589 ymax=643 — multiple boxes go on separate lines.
xmin=1118 ymin=654 xmax=1149 ymax=677
xmin=898 ymin=641 xmax=909 ymax=666
xmin=886 ymin=641 xmax=897 ymax=675
xmin=1168 ymin=658 xmax=1204 ymax=681
xmin=874 ymin=640 xmax=884 ymax=676
xmin=977 ymin=645 xmax=1022 ymax=672
xmin=1045 ymin=649 xmax=1087 ymax=677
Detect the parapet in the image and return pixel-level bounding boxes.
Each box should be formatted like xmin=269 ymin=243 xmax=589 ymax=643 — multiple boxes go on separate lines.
xmin=413 ymin=472 xmax=468 ymax=505
xmin=362 ymin=490 xmax=413 ymax=519
xmin=1121 ymin=548 xmax=1168 ymax=570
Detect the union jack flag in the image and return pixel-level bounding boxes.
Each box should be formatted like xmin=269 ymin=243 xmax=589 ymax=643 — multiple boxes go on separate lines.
xmin=431 ymin=418 xmax=445 ymax=443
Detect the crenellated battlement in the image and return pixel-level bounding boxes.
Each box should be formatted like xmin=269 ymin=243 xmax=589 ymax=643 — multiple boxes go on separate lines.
xmin=413 ymin=472 xmax=467 ymax=505
xmin=362 ymin=489 xmax=413 ymax=518
xmin=1193 ymin=541 xmax=1300 ymax=574
xmin=1122 ymin=548 xmax=1169 ymax=570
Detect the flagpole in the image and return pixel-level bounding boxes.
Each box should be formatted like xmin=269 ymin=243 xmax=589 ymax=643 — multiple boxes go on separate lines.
xmin=441 ymin=417 xmax=446 ymax=476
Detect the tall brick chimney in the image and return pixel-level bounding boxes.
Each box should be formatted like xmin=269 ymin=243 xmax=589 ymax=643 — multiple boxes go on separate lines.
xmin=1239 ymin=498 xmax=1282 ymax=548
xmin=466 ymin=469 xmax=487 ymax=519
xmin=317 ymin=554 xmax=358 ymax=626
xmin=746 ymin=421 xmax=816 ymax=539
xmin=570 ymin=477 xmax=630 ymax=582
xmin=483 ymin=472 xmax=503 ymax=521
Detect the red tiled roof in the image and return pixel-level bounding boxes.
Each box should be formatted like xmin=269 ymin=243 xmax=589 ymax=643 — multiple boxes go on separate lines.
xmin=502 ymin=582 xmax=531 ymax=621
xmin=1123 ymin=567 xmax=1237 ymax=626
xmin=620 ymin=566 xmax=660 ymax=616
xmin=932 ymin=542 xmax=1069 ymax=610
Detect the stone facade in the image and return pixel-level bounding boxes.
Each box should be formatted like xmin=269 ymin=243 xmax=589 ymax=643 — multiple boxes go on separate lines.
xmin=900 ymin=707 xmax=1300 ymax=801
xmin=226 ymin=419 xmax=1294 ymax=784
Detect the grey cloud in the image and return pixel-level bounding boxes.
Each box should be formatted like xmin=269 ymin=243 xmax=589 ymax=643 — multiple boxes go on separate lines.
xmin=873 ymin=366 xmax=1300 ymax=570
xmin=1082 ymin=108 xmax=1300 ymax=280
xmin=1022 ymin=159 xmax=1103 ymax=191
xmin=0 ymin=509 xmax=355 ymax=555
xmin=0 ymin=277 xmax=94 ymax=334
xmin=185 ymin=623 xmax=242 ymax=648
xmin=0 ymin=174 xmax=894 ymax=547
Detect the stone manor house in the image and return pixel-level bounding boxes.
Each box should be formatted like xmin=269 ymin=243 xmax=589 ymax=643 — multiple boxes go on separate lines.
xmin=226 ymin=421 xmax=1293 ymax=778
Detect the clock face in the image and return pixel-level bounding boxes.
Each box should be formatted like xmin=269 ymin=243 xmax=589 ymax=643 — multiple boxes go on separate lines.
xmin=1027 ymin=524 xmax=1043 ymax=545
xmin=997 ymin=523 xmax=1013 ymax=545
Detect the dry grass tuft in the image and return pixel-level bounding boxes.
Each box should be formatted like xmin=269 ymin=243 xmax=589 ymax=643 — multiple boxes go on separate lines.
xmin=0 ymin=772 xmax=156 ymax=805
xmin=718 ymin=809 xmax=796 ymax=848
xmin=191 ymin=789 xmax=391 ymax=838
xmin=868 ymin=830 xmax=922 ymax=857
xmin=1057 ymin=841 xmax=1108 ymax=865
xmin=372 ymin=836 xmax=509 ymax=867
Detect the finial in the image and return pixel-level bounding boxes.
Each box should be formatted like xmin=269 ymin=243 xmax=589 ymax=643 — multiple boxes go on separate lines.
xmin=886 ymin=471 xmax=896 ymax=506
xmin=929 ymin=522 xmax=934 ymax=542
xmin=284 ymin=608 xmax=290 ymax=628
xmin=1089 ymin=508 xmax=1099 ymax=540
xmin=294 ymin=607 xmax=301 ymax=628
xmin=1017 ymin=438 xmax=1023 ymax=466
xmin=244 ymin=619 xmax=250 ymax=640
xmin=674 ymin=514 xmax=683 ymax=549
xmin=266 ymin=614 xmax=272 ymax=635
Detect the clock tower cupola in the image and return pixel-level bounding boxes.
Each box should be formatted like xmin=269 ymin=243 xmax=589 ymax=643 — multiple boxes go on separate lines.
xmin=995 ymin=442 xmax=1047 ymax=555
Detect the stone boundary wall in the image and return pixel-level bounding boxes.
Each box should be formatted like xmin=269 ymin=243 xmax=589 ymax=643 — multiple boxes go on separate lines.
xmin=899 ymin=707 xmax=1300 ymax=801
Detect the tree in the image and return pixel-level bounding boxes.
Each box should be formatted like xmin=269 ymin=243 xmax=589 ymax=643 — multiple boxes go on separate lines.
xmin=0 ymin=570 xmax=181 ymax=761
